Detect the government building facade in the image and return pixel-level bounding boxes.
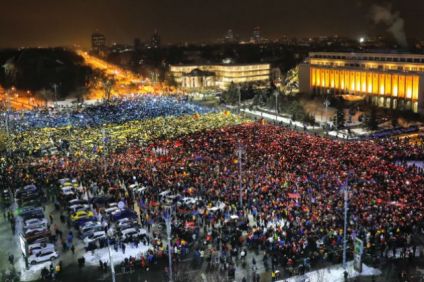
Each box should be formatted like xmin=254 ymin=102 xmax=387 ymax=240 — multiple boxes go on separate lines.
xmin=299 ymin=52 xmax=424 ymax=113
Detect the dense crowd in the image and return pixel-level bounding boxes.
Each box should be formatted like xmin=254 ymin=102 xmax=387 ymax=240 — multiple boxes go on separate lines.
xmin=7 ymin=95 xmax=212 ymax=132
xmin=3 ymin=114 xmax=424 ymax=277
xmin=8 ymin=111 xmax=246 ymax=158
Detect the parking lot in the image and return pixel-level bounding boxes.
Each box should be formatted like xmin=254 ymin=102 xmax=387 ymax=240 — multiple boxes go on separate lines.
xmin=0 ymin=177 xmax=163 ymax=281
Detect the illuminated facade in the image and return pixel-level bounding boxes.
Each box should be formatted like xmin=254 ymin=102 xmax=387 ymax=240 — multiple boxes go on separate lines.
xmin=299 ymin=52 xmax=424 ymax=113
xmin=170 ymin=63 xmax=270 ymax=89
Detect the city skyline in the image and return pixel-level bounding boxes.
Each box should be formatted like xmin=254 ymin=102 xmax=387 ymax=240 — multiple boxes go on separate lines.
xmin=1 ymin=0 xmax=423 ymax=48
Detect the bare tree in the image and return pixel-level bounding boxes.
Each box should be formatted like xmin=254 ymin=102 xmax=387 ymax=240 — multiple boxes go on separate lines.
xmin=38 ymin=88 xmax=55 ymax=106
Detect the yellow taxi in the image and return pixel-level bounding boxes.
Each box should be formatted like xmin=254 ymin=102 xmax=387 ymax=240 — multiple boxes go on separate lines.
xmin=70 ymin=210 xmax=94 ymax=221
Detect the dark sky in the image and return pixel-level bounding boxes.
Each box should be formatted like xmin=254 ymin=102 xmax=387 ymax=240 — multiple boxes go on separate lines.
xmin=0 ymin=0 xmax=423 ymax=48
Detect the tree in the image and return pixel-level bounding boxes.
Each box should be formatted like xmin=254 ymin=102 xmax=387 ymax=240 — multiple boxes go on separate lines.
xmin=221 ymin=82 xmax=239 ymax=105
xmin=102 ymin=78 xmax=115 ymax=101
xmin=0 ymin=129 xmax=9 ymax=154
xmin=287 ymin=100 xmax=304 ymax=121
xmin=366 ymin=106 xmax=379 ymax=130
xmin=38 ymin=88 xmax=55 ymax=106
xmin=334 ymin=107 xmax=345 ymax=129
xmin=164 ymin=72 xmax=177 ymax=87
xmin=391 ymin=111 xmax=399 ymax=128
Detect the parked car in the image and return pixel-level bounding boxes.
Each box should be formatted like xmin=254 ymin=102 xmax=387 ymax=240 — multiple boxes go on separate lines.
xmin=111 ymin=209 xmax=137 ymax=221
xmin=68 ymin=199 xmax=88 ymax=206
xmin=20 ymin=208 xmax=44 ymax=221
xmin=80 ymin=222 xmax=103 ymax=239
xmin=24 ymin=229 xmax=51 ymax=244
xmin=73 ymin=217 xmax=97 ymax=228
xmin=28 ymin=242 xmax=55 ymax=256
xmin=116 ymin=217 xmax=138 ymax=228
xmin=28 ymin=249 xmax=58 ymax=265
xmin=24 ymin=218 xmax=48 ymax=229
xmin=121 ymin=228 xmax=146 ymax=241
xmin=69 ymin=204 xmax=90 ymax=214
xmin=71 ymin=210 xmax=94 ymax=222
xmin=83 ymin=231 xmax=106 ymax=246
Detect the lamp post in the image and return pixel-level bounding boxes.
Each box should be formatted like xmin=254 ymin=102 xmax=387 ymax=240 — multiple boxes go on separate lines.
xmin=237 ymin=85 xmax=241 ymax=114
xmin=4 ymin=89 xmax=10 ymax=137
xmin=163 ymin=206 xmax=173 ymax=282
xmin=324 ymin=98 xmax=330 ymax=131
xmin=274 ymin=90 xmax=279 ymax=122
xmin=236 ymin=144 xmax=245 ymax=208
xmin=52 ymin=83 xmax=59 ymax=105
xmin=106 ymin=236 xmax=116 ymax=282
xmin=342 ymin=177 xmax=349 ymax=279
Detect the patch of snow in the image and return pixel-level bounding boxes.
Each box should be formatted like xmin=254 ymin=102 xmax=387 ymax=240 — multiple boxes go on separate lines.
xmin=84 ymin=243 xmax=151 ymax=266
xmin=18 ymin=257 xmax=54 ymax=282
xmin=242 ymin=109 xmax=319 ymax=130
xmin=279 ymin=261 xmax=381 ymax=282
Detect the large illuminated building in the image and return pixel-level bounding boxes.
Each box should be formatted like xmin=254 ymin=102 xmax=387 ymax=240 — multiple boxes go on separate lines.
xmin=170 ymin=63 xmax=270 ymax=89
xmin=299 ymin=52 xmax=424 ymax=113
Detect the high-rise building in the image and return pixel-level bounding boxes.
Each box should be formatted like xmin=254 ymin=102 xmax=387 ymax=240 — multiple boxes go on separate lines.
xmin=91 ymin=32 xmax=106 ymax=52
xmin=299 ymin=52 xmax=424 ymax=113
xmin=151 ymin=30 xmax=161 ymax=49
xmin=224 ymin=29 xmax=235 ymax=43
xmin=134 ymin=38 xmax=142 ymax=51
xmin=251 ymin=26 xmax=261 ymax=44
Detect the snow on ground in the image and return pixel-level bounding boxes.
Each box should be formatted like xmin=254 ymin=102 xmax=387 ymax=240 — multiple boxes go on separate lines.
xmin=327 ymin=130 xmax=358 ymax=140
xmin=84 ymin=244 xmax=151 ymax=266
xmin=279 ymin=261 xmax=381 ymax=282
xmin=241 ymin=109 xmax=319 ymax=130
xmin=18 ymin=257 xmax=55 ymax=282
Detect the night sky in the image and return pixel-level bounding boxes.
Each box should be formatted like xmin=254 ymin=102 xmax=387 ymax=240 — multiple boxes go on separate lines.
xmin=0 ymin=0 xmax=423 ymax=48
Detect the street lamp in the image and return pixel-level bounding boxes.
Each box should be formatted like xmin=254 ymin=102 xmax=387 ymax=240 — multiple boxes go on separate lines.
xmin=274 ymin=90 xmax=279 ymax=122
xmin=52 ymin=83 xmax=59 ymax=105
xmin=236 ymin=144 xmax=245 ymax=207
xmin=324 ymin=98 xmax=330 ymax=131
xmin=163 ymin=205 xmax=174 ymax=282
xmin=106 ymin=236 xmax=116 ymax=282
xmin=237 ymin=85 xmax=241 ymax=114
xmin=341 ymin=176 xmax=350 ymax=280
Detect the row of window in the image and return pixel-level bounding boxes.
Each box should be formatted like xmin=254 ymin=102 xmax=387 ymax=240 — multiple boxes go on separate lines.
xmin=310 ymin=68 xmax=420 ymax=100
xmin=311 ymin=54 xmax=424 ymax=63
xmin=310 ymin=60 xmax=424 ymax=72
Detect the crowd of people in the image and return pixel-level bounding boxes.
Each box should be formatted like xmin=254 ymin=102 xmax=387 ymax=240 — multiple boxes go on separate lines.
xmin=7 ymin=111 xmax=245 ymax=158
xmin=7 ymin=95 xmax=212 ymax=132
xmin=2 ymin=95 xmax=424 ymax=280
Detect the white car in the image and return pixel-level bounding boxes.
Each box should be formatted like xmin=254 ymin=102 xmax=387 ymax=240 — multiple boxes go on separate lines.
xmin=28 ymin=249 xmax=58 ymax=265
xmin=61 ymin=187 xmax=75 ymax=196
xmin=79 ymin=221 xmax=101 ymax=233
xmin=28 ymin=242 xmax=55 ymax=255
xmin=121 ymin=228 xmax=145 ymax=240
xmin=83 ymin=231 xmax=106 ymax=245
xmin=105 ymin=207 xmax=119 ymax=215
xmin=68 ymin=199 xmax=88 ymax=206
xmin=25 ymin=226 xmax=48 ymax=236
xmin=69 ymin=204 xmax=90 ymax=214
xmin=24 ymin=218 xmax=48 ymax=229
xmin=117 ymin=217 xmax=137 ymax=227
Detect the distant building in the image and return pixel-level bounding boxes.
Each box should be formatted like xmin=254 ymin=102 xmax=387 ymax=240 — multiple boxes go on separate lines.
xmin=251 ymin=26 xmax=261 ymax=44
xmin=299 ymin=52 xmax=424 ymax=113
xmin=224 ymin=29 xmax=235 ymax=43
xmin=134 ymin=38 xmax=142 ymax=51
xmin=91 ymin=32 xmax=106 ymax=52
xmin=170 ymin=63 xmax=271 ymax=89
xmin=151 ymin=30 xmax=161 ymax=49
